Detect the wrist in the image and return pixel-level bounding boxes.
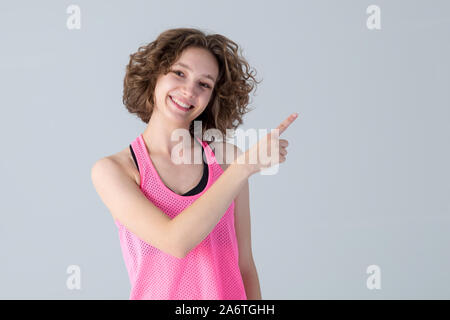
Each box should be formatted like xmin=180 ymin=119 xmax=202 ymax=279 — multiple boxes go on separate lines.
xmin=231 ymin=154 xmax=257 ymax=178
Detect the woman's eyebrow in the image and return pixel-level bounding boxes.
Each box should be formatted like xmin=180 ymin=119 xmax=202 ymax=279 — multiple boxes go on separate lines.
xmin=173 ymin=62 xmax=216 ymax=83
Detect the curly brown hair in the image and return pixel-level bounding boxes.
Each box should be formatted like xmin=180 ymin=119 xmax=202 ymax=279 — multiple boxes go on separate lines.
xmin=123 ymin=28 xmax=261 ymax=141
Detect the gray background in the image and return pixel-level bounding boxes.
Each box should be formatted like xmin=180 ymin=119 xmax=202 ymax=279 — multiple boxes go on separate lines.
xmin=0 ymin=0 xmax=449 ymax=299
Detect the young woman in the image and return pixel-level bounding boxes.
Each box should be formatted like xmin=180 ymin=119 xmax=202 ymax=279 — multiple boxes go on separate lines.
xmin=91 ymin=28 xmax=298 ymax=300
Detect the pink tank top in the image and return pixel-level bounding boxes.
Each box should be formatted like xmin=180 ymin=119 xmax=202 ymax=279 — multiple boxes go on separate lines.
xmin=114 ymin=134 xmax=247 ymax=300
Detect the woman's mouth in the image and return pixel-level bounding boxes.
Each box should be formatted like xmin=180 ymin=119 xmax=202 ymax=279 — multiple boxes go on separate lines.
xmin=169 ymin=95 xmax=194 ymax=112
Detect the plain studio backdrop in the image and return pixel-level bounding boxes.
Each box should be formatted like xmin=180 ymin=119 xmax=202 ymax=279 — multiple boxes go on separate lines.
xmin=0 ymin=0 xmax=449 ymax=299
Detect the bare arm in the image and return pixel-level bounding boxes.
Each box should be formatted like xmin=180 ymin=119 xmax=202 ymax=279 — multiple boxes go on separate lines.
xmin=170 ymin=158 xmax=253 ymax=257
xmin=168 ymin=112 xmax=299 ymax=257
xmin=91 ymin=155 xmax=252 ymax=259
xmin=92 ymin=113 xmax=298 ymax=259
xmin=91 ymin=158 xmax=177 ymax=255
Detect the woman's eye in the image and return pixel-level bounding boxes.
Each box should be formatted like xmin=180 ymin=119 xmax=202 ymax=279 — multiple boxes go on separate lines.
xmin=173 ymin=70 xmax=211 ymax=89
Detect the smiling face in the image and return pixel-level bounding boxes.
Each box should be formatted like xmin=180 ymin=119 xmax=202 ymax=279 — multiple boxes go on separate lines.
xmin=152 ymin=46 xmax=219 ymax=124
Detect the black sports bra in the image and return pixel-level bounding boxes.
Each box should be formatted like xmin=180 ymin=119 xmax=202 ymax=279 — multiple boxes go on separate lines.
xmin=129 ymin=144 xmax=210 ymax=196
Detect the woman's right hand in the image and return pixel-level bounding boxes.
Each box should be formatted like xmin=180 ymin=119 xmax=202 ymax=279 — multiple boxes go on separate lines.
xmin=234 ymin=112 xmax=299 ymax=176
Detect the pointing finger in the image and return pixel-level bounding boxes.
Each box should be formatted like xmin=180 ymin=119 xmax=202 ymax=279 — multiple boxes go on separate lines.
xmin=273 ymin=113 xmax=299 ymax=136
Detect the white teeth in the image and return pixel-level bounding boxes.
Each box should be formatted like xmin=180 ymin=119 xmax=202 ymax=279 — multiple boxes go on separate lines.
xmin=171 ymin=96 xmax=191 ymax=109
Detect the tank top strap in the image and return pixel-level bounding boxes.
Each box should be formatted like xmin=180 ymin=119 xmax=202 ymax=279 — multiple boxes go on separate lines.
xmin=130 ymin=134 xmax=153 ymax=189
xmin=200 ymin=137 xmax=219 ymax=166
xmin=130 ymin=134 xmax=221 ymax=194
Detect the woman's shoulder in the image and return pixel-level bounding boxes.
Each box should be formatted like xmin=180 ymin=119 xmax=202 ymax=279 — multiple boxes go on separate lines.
xmin=103 ymin=147 xmax=141 ymax=186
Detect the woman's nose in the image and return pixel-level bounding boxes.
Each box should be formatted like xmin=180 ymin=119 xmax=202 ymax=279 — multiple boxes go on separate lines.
xmin=181 ymin=81 xmax=197 ymax=97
